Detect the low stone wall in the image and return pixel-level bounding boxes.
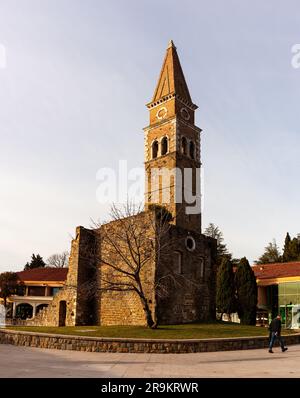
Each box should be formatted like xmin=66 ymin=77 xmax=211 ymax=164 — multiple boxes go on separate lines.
xmin=1 ymin=329 xmax=300 ymax=353
xmin=5 ymin=319 xmax=28 ymax=326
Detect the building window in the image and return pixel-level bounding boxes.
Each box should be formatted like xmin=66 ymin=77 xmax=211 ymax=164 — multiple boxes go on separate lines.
xmin=199 ymin=258 xmax=205 ymax=278
xmin=173 ymin=251 xmax=183 ymax=274
xmin=189 ymin=141 xmax=195 ymax=159
xmin=161 ymin=136 xmax=168 ymax=155
xmin=181 ymin=137 xmax=187 ymax=155
xmin=278 ymin=282 xmax=300 ymax=329
xmin=16 ymin=303 xmax=33 ymax=320
xmin=51 ymin=287 xmax=61 ymax=297
xmin=16 ymin=285 xmax=26 ymax=296
xmin=28 ymin=286 xmax=46 ymax=297
xmin=185 ymin=236 xmax=196 ymax=251
xmin=36 ymin=304 xmax=48 ymax=315
xmin=152 ymin=140 xmax=159 ymax=159
xmin=180 ymin=107 xmax=190 ymax=120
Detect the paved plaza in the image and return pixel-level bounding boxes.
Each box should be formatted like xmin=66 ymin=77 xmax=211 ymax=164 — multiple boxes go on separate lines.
xmin=0 ymin=343 xmax=299 ymax=378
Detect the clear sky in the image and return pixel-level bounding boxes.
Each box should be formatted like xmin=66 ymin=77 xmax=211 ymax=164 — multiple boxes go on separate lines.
xmin=0 ymin=0 xmax=300 ymax=272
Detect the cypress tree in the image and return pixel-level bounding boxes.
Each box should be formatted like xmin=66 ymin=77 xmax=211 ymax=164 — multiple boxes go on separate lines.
xmin=282 ymin=232 xmax=292 ymax=262
xmin=216 ymin=258 xmax=236 ymax=320
xmin=289 ymin=238 xmax=300 ymax=261
xmin=235 ymin=257 xmax=257 ymax=325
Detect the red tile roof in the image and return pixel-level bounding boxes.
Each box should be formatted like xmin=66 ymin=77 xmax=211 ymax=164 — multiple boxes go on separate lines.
xmin=252 ymin=262 xmax=300 ymax=280
xmin=17 ymin=268 xmax=68 ymax=282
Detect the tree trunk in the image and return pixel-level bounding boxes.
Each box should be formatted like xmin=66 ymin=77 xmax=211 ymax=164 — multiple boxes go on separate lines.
xmin=135 ymin=276 xmax=156 ymax=328
xmin=139 ymin=295 xmax=155 ymax=328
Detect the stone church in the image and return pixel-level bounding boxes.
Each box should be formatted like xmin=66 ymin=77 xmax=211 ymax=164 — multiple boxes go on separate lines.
xmin=32 ymin=41 xmax=217 ymax=327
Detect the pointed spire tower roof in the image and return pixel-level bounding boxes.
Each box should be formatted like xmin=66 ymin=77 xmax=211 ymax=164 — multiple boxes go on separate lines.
xmin=148 ymin=40 xmax=197 ymax=109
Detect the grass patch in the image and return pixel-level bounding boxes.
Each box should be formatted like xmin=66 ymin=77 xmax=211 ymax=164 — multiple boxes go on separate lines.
xmin=6 ymin=322 xmax=298 ymax=340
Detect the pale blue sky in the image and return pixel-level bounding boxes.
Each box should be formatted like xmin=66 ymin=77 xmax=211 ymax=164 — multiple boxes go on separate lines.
xmin=0 ymin=0 xmax=300 ymax=272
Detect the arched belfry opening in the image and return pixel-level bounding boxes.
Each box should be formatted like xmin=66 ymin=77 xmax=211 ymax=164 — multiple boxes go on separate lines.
xmin=181 ymin=137 xmax=187 ymax=155
xmin=161 ymin=137 xmax=168 ymax=155
xmin=152 ymin=140 xmax=159 ymax=159
xmin=189 ymin=141 xmax=195 ymax=159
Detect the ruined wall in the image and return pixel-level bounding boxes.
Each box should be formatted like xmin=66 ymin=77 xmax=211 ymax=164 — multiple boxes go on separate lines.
xmin=25 ymin=287 xmax=76 ymax=327
xmin=27 ymin=226 xmax=96 ymax=327
xmin=68 ymin=226 xmax=97 ymax=326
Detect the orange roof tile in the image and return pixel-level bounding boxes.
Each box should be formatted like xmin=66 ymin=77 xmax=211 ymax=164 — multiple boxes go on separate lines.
xmin=252 ymin=262 xmax=300 ymax=280
xmin=17 ymin=268 xmax=68 ymax=282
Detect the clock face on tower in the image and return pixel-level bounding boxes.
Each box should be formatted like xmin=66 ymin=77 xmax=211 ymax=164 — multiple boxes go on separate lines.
xmin=156 ymin=107 xmax=167 ymax=120
xmin=180 ymin=107 xmax=190 ymax=120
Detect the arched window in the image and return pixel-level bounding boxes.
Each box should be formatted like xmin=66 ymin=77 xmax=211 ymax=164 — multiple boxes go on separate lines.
xmin=173 ymin=251 xmax=183 ymax=274
xmin=36 ymin=304 xmax=48 ymax=315
xmin=189 ymin=141 xmax=195 ymax=159
xmin=16 ymin=303 xmax=33 ymax=320
xmin=181 ymin=137 xmax=187 ymax=155
xmin=152 ymin=140 xmax=159 ymax=159
xmin=161 ymin=136 xmax=168 ymax=155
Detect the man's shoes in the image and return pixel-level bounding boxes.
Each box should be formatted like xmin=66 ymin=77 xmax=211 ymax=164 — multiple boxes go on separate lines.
xmin=269 ymin=349 xmax=274 ymax=353
xmin=282 ymin=347 xmax=288 ymax=352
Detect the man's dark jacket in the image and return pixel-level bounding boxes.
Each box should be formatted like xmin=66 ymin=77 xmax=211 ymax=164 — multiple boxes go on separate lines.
xmin=269 ymin=318 xmax=282 ymax=335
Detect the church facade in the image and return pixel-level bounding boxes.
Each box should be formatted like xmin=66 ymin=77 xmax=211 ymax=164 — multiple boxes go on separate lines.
xmin=29 ymin=41 xmax=217 ymax=327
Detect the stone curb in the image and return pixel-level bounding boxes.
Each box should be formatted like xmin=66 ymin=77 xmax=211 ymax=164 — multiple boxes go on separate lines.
xmin=1 ymin=328 xmax=300 ymax=354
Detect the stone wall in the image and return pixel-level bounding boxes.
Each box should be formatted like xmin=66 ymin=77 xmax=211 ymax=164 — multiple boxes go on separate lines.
xmin=96 ymin=211 xmax=157 ymax=326
xmin=69 ymin=226 xmax=97 ymax=326
xmin=157 ymin=225 xmax=217 ymax=324
xmin=1 ymin=328 xmax=300 ymax=354
xmin=95 ymin=209 xmax=216 ymax=327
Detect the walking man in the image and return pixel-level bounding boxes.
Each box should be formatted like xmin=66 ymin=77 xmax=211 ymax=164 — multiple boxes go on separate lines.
xmin=268 ymin=314 xmax=288 ymax=353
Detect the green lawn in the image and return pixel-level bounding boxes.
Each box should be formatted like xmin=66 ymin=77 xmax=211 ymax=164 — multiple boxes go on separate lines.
xmin=6 ymin=322 xmax=298 ymax=340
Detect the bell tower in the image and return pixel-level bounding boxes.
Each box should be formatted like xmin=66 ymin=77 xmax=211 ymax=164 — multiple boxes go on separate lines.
xmin=144 ymin=40 xmax=202 ymax=233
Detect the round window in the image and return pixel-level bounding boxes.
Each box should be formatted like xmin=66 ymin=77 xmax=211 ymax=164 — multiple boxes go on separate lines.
xmin=180 ymin=107 xmax=190 ymax=120
xmin=185 ymin=236 xmax=196 ymax=251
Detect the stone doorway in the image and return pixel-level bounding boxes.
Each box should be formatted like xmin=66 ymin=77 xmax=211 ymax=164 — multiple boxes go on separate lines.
xmin=58 ymin=301 xmax=67 ymax=327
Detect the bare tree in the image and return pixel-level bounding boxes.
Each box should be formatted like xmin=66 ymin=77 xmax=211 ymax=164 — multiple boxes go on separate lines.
xmin=88 ymin=202 xmax=192 ymax=328
xmin=47 ymin=251 xmax=69 ymax=268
